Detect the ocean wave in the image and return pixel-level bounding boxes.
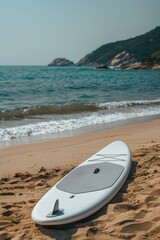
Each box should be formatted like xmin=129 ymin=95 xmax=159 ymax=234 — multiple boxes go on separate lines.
xmin=97 ymin=99 xmax=160 ymax=109
xmin=0 ymin=104 xmax=99 ymax=120
xmin=0 ymin=99 xmax=160 ymax=121
xmin=0 ymin=106 xmax=160 ymax=142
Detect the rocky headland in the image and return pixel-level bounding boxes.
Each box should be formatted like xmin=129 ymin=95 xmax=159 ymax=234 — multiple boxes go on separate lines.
xmin=96 ymin=51 xmax=160 ymax=70
xmin=48 ymin=26 xmax=160 ymax=70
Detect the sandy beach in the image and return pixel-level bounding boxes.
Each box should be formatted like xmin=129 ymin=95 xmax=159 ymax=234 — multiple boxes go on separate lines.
xmin=0 ymin=118 xmax=160 ymax=239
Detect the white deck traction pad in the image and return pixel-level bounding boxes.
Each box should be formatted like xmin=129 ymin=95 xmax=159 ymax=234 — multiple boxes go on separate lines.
xmin=56 ymin=162 xmax=124 ymax=194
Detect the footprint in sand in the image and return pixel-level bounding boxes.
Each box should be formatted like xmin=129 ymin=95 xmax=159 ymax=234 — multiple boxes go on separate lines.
xmin=0 ymin=192 xmax=15 ymax=196
xmin=152 ymin=216 xmax=160 ymax=222
xmin=145 ymin=195 xmax=157 ymax=203
xmin=2 ymin=210 xmax=14 ymax=216
xmin=146 ymin=201 xmax=160 ymax=208
xmin=151 ymin=189 xmax=160 ymax=196
xmin=0 ymin=232 xmax=13 ymax=240
xmin=121 ymin=221 xmax=154 ymax=233
xmin=116 ymin=219 xmax=135 ymax=226
xmin=2 ymin=204 xmax=13 ymax=210
xmin=134 ymin=209 xmax=147 ymax=219
xmin=145 ymin=224 xmax=160 ymax=239
xmin=144 ymin=194 xmax=160 ymax=208
xmin=113 ymin=203 xmax=136 ymax=212
xmin=86 ymin=227 xmax=101 ymax=237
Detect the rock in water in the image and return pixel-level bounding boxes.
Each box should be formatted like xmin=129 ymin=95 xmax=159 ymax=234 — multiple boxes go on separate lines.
xmin=48 ymin=58 xmax=74 ymax=66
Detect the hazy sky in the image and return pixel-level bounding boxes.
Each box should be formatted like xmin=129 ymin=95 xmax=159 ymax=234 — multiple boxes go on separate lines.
xmin=0 ymin=0 xmax=160 ymax=65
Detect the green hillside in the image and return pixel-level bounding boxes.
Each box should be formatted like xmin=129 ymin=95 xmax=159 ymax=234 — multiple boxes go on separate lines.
xmin=143 ymin=51 xmax=160 ymax=64
xmin=77 ymin=26 xmax=160 ymax=66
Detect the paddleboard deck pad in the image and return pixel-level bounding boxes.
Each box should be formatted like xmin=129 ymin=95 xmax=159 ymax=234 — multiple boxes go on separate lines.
xmin=32 ymin=140 xmax=131 ymax=225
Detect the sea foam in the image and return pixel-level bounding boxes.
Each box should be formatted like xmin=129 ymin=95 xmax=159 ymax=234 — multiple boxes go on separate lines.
xmin=0 ymin=106 xmax=160 ymax=142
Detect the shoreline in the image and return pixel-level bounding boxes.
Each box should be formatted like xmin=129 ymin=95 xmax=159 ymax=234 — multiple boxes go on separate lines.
xmin=0 ymin=117 xmax=159 ymax=178
xmin=1 ymin=113 xmax=160 ymax=149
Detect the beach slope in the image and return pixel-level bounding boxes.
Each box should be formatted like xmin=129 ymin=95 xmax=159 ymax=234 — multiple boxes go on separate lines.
xmin=0 ymin=119 xmax=160 ymax=239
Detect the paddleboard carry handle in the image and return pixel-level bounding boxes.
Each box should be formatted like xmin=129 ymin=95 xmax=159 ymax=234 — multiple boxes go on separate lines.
xmin=94 ymin=168 xmax=100 ymax=174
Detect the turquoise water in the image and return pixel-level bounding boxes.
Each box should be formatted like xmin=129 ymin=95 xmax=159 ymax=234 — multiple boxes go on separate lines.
xmin=0 ymin=66 xmax=160 ymax=144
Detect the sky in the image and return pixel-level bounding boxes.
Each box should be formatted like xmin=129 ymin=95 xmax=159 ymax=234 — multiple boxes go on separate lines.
xmin=0 ymin=0 xmax=160 ymax=66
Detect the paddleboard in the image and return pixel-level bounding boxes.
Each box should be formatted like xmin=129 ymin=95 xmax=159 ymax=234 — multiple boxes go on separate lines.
xmin=31 ymin=140 xmax=131 ymax=225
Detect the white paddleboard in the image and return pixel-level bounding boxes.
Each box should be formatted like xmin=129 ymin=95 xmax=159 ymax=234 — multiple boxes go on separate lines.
xmin=32 ymin=140 xmax=131 ymax=225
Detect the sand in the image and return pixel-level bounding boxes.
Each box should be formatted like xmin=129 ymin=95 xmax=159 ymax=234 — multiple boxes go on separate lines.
xmin=0 ymin=118 xmax=160 ymax=240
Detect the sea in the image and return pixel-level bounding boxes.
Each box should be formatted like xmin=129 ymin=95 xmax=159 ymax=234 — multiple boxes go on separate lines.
xmin=0 ymin=66 xmax=160 ymax=147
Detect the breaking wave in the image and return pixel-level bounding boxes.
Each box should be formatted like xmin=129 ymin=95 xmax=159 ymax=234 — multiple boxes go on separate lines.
xmin=98 ymin=99 xmax=160 ymax=109
xmin=0 ymin=106 xmax=160 ymax=142
xmin=0 ymin=104 xmax=99 ymax=120
xmin=0 ymin=99 xmax=160 ymax=121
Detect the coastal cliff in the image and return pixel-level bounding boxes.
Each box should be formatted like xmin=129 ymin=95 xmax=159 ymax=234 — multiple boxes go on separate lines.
xmin=77 ymin=26 xmax=160 ymax=70
xmin=48 ymin=26 xmax=160 ymax=70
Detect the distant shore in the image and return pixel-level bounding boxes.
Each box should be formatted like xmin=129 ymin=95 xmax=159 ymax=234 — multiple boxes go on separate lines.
xmin=47 ymin=57 xmax=160 ymax=70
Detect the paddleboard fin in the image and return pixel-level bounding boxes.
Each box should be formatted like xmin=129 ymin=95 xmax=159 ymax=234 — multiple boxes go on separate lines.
xmin=52 ymin=199 xmax=59 ymax=215
xmin=46 ymin=199 xmax=64 ymax=218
